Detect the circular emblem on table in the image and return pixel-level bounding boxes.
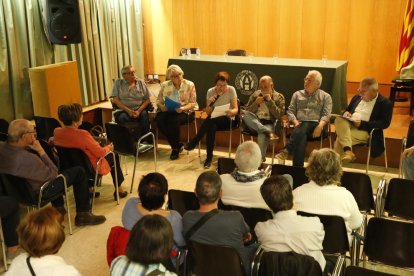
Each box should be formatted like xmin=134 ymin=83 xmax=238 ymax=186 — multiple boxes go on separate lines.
xmin=235 ymin=70 xmax=258 ymax=96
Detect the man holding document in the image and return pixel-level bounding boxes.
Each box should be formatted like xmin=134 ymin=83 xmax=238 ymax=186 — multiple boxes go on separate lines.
xmin=156 ymin=65 xmax=198 ymax=160
xmin=185 ymin=71 xmax=239 ymax=168
xmin=333 ymin=77 xmax=392 ymax=163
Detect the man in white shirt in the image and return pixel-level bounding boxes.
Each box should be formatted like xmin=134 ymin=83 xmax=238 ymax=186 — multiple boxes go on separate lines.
xmin=334 ymin=77 xmax=393 ymax=163
xmin=255 ymin=175 xmax=326 ymax=272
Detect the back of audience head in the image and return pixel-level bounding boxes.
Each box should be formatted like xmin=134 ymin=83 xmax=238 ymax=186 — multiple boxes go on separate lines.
xmin=306 ymin=148 xmax=342 ymax=186
xmin=18 ymin=206 xmax=65 ymax=257
xmin=126 ymin=214 xmax=173 ymax=265
xmin=195 ymin=171 xmax=222 ymax=205
xmin=7 ymin=119 xmax=32 ymax=143
xmin=260 ymin=175 xmax=293 ymax=213
xmin=235 ymin=141 xmax=262 ymax=173
xmin=57 ymin=103 xmax=83 ymax=126
xmin=138 ymin=172 xmax=168 ymax=211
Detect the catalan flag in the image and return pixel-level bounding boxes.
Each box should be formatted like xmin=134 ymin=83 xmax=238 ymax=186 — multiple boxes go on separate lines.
xmin=397 ymin=0 xmax=414 ymax=71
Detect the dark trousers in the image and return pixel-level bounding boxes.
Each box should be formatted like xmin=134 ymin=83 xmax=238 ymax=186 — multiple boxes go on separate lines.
xmin=0 ymin=196 xmax=19 ymax=247
xmin=44 ymin=166 xmax=90 ymax=213
xmin=115 ymin=110 xmax=150 ymax=141
xmin=106 ymin=153 xmax=124 ymax=188
xmin=285 ymin=121 xmax=319 ymax=167
xmin=156 ymin=112 xmax=193 ymax=150
xmin=189 ymin=116 xmax=234 ymax=160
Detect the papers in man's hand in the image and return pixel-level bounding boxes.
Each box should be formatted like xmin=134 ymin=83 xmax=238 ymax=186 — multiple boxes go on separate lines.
xmin=330 ymin=114 xmax=355 ymax=122
xmin=211 ymin=103 xmax=230 ymax=118
xmin=164 ymin=97 xmax=181 ymax=111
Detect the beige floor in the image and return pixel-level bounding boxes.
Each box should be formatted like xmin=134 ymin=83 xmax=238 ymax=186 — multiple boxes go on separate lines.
xmin=0 ymin=143 xmax=411 ymax=275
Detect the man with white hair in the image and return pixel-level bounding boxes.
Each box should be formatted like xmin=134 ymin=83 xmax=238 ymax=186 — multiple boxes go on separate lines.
xmin=242 ymin=76 xmax=285 ymax=162
xmin=275 ymin=70 xmax=332 ymax=167
xmin=334 ymin=77 xmax=392 ymax=163
xmin=220 ymin=141 xmax=292 ymax=210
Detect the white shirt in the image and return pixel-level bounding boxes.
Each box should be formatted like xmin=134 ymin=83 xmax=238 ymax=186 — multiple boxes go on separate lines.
xmin=255 ymin=210 xmax=326 ymax=270
xmin=220 ymin=170 xmax=270 ymax=210
xmin=351 ymin=93 xmax=378 ymax=121
xmin=6 ymin=253 xmax=81 ymax=276
xmin=292 ymin=181 xmax=363 ymax=243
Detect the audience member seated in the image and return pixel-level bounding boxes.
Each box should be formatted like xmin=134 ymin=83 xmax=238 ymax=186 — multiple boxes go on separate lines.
xmin=110 ymin=214 xmax=177 ymax=276
xmin=242 ymin=75 xmax=285 ymax=161
xmin=185 ymin=71 xmax=239 ymax=168
xmin=220 ymin=141 xmax=293 ymax=210
xmin=0 ymin=119 xmax=105 ymax=226
xmin=54 ymin=103 xmax=127 ymax=200
xmin=122 ymin=173 xmax=185 ymax=249
xmin=0 ymin=196 xmax=20 ymax=264
xmin=156 ymin=64 xmax=198 ymax=160
xmin=6 ymin=206 xmax=80 ymax=276
xmin=293 ymin=148 xmax=363 ymax=242
xmin=403 ymin=145 xmax=414 ymax=180
xmin=111 ymin=65 xmax=151 ymax=141
xmin=333 ymin=77 xmax=393 ymax=163
xmin=275 ymin=70 xmax=332 ymax=167
xmin=182 ymin=171 xmax=257 ymax=274
xmin=255 ymin=175 xmax=327 ymax=273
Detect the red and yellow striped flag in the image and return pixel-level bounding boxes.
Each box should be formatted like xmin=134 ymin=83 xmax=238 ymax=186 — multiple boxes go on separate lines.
xmin=397 ymin=0 xmax=414 ymax=71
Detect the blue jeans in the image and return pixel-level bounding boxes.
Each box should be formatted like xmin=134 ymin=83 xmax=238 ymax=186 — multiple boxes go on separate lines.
xmin=404 ymin=154 xmax=414 ymax=180
xmin=242 ymin=111 xmax=274 ymax=159
xmin=114 ymin=110 xmax=150 ymax=141
xmin=285 ymin=121 xmax=319 ymax=167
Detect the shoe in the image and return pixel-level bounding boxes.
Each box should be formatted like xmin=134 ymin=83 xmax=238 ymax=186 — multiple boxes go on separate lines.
xmin=267 ymin=133 xmax=279 ymax=141
xmin=204 ymin=159 xmax=212 ymax=169
xmin=114 ymin=190 xmax=128 ymax=201
xmin=274 ymin=149 xmax=288 ymax=163
xmin=170 ymin=149 xmax=179 ymax=160
xmin=178 ymin=143 xmax=184 ymax=153
xmin=75 ymin=212 xmax=106 ymax=226
xmin=89 ymin=191 xmax=101 ymax=198
xmin=184 ymin=142 xmax=196 ymax=151
xmin=55 ymin=206 xmax=67 ymax=217
xmin=342 ymin=151 xmax=356 ymax=164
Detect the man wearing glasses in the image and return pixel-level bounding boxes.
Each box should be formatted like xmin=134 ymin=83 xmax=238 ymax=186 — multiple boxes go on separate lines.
xmin=274 ymin=70 xmax=332 ymax=167
xmin=111 ymin=65 xmax=151 ymax=140
xmin=0 ymin=119 xmax=106 ymax=226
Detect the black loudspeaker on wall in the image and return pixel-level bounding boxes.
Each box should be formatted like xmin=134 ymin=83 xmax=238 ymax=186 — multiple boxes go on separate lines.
xmin=46 ymin=0 xmax=82 ymax=45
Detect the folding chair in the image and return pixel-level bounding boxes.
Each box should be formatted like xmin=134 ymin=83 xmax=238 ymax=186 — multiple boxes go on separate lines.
xmin=382 ymin=178 xmax=414 ymax=221
xmin=271 ymin=164 xmax=308 ymax=189
xmin=167 ymin=189 xmax=199 ymax=216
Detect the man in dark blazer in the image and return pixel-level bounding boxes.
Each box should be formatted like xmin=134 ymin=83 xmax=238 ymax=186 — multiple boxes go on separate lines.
xmin=334 ymin=77 xmax=393 ymax=163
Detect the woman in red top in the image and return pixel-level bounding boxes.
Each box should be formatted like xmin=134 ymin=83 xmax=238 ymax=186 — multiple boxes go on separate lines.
xmin=53 ymin=103 xmax=127 ymax=200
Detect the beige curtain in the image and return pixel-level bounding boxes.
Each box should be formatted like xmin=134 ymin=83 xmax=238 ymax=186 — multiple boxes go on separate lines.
xmin=0 ymin=0 xmax=144 ymax=121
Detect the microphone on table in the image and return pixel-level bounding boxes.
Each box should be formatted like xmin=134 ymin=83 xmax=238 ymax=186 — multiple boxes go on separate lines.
xmin=209 ymin=94 xmax=220 ymax=107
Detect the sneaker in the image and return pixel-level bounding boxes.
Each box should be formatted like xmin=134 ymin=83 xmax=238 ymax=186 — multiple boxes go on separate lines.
xmin=274 ymin=149 xmax=288 ymax=163
xmin=184 ymin=142 xmax=196 ymax=151
xmin=267 ymin=133 xmax=279 ymax=141
xmin=204 ymin=159 xmax=212 ymax=169
xmin=170 ymin=149 xmax=179 ymax=160
xmin=75 ymin=212 xmax=106 ymax=226
xmin=342 ymin=151 xmax=356 ymax=164
xmin=114 ymin=190 xmax=128 ymax=201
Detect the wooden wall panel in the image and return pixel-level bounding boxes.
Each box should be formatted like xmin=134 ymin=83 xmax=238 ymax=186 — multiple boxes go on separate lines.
xmin=142 ymin=0 xmax=408 ymax=84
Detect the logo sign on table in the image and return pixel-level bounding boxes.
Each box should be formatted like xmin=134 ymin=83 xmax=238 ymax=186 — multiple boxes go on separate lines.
xmin=235 ymin=70 xmax=258 ymax=96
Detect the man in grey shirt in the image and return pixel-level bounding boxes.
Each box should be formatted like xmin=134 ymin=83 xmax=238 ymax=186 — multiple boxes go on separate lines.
xmin=182 ymin=171 xmax=257 ymax=274
xmin=275 ymin=70 xmax=332 ymax=167
xmin=111 ymin=65 xmax=151 ymax=140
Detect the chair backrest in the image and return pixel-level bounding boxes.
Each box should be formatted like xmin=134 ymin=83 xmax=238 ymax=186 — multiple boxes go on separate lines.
xmin=340 ymin=171 xmax=374 ymax=213
xmin=167 ymin=189 xmax=199 ymax=216
xmin=0 ymin=174 xmax=38 ymax=206
xmin=226 ymin=49 xmax=247 ymax=56
xmin=297 ymin=211 xmax=349 ymax=255
xmin=271 ymin=164 xmax=308 ymax=189
xmin=364 ymin=217 xmax=414 ymax=268
xmin=105 ymin=122 xmax=136 ymax=156
xmin=106 ymin=226 xmax=130 ymax=266
xmin=34 ymin=116 xmax=61 ymax=140
xmin=384 ymin=178 xmax=414 ymax=220
xmin=0 ymin=119 xmax=9 ymax=141
xmin=254 ymin=250 xmax=322 ymax=276
xmin=345 ymin=266 xmax=397 ymax=276
xmin=406 ymin=119 xmax=414 ymax=148
xmin=217 ymin=157 xmax=236 ymax=174
xmin=55 ymin=146 xmax=96 ymax=180
xmin=188 ymin=241 xmax=246 ymax=276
